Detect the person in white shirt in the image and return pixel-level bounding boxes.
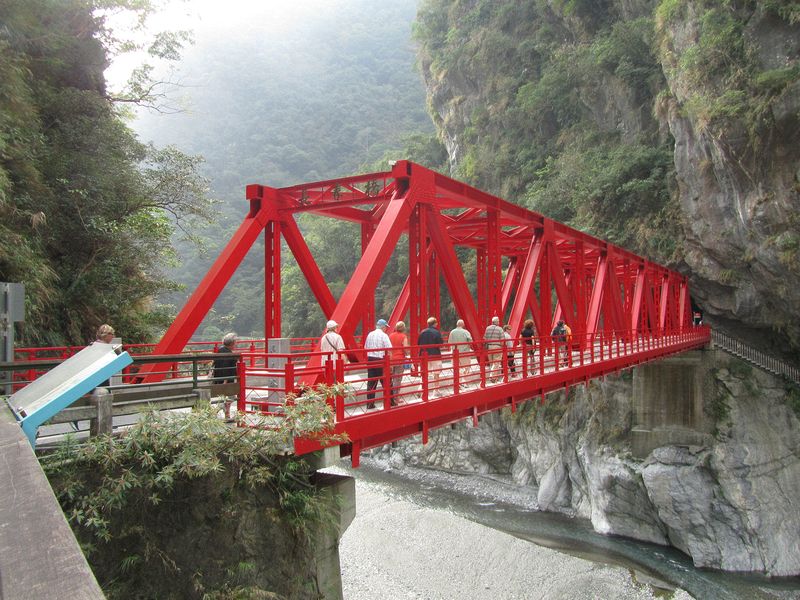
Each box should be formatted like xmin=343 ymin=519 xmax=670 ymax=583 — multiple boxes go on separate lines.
xmin=364 ymin=318 xmax=391 ymax=408
xmin=502 ymin=324 xmax=517 ymax=376
xmin=447 ymin=319 xmax=473 ymax=384
xmin=484 ymin=316 xmax=504 ymax=382
xmin=320 ymin=320 xmax=346 ymax=365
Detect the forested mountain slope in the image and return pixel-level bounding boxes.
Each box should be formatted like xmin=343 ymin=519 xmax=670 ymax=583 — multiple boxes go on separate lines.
xmin=414 ymin=0 xmax=800 ymax=361
xmin=132 ymin=0 xmax=441 ymax=340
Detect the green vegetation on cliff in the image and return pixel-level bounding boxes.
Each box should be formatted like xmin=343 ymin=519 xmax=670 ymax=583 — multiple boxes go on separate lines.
xmin=414 ymin=0 xmax=681 ymax=263
xmin=657 ymin=0 xmax=800 ymax=141
xmin=41 ymin=388 xmax=346 ymax=598
xmin=414 ymin=0 xmax=800 ymax=270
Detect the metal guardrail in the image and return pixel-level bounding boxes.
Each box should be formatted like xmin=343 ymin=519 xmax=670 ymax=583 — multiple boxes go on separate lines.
xmin=712 ymin=329 xmax=800 ymax=384
xmin=2 ymin=354 xmax=243 ymax=445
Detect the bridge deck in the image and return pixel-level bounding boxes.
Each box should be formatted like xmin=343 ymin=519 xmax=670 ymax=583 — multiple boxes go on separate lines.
xmin=238 ymin=328 xmax=710 ymax=465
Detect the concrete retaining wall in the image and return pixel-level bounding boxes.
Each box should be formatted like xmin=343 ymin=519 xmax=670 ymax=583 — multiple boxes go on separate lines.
xmin=0 ymin=404 xmax=104 ymax=599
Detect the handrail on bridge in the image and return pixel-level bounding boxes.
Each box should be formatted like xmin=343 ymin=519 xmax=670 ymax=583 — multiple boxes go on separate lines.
xmin=5 ymin=327 xmax=711 ymax=459
xmin=235 ymin=326 xmax=711 ymax=465
xmin=2 ymin=352 xmax=247 ymax=400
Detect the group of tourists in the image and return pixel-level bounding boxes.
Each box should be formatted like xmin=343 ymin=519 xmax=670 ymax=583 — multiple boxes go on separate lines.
xmin=318 ymin=313 xmax=577 ymax=408
xmin=321 ymin=318 xmax=413 ymax=406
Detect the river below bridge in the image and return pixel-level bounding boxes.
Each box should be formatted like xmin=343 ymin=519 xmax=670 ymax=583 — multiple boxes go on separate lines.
xmin=325 ymin=459 xmax=800 ymax=600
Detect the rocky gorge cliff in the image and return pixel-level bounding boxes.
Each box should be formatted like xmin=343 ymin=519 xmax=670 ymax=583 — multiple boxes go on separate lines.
xmin=397 ymin=0 xmax=800 ymax=576
xmin=375 ymin=349 xmax=800 ymax=576
xmin=414 ymin=0 xmax=800 ymax=361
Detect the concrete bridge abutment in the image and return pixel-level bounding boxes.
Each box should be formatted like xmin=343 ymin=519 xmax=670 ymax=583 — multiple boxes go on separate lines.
xmin=631 ymin=350 xmax=715 ymax=458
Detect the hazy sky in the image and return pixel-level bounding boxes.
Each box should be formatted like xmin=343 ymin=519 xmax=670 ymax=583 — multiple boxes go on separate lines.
xmin=105 ymin=0 xmax=331 ymax=89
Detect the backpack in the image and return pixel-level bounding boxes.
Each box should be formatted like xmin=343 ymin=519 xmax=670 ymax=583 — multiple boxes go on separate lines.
xmin=552 ymin=323 xmax=566 ymax=340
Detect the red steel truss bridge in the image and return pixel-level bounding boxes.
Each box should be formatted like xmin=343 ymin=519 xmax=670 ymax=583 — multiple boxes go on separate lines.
xmin=136 ymin=160 xmax=710 ymax=465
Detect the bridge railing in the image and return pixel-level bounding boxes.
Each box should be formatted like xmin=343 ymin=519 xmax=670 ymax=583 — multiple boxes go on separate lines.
xmin=711 ymin=329 xmax=800 ymax=383
xmin=236 ymin=327 xmax=712 ymax=424
xmin=10 ymin=336 xmax=372 ymax=392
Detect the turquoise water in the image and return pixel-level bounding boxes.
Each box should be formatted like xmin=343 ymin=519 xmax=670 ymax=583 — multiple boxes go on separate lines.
xmin=345 ymin=462 xmax=800 ymax=600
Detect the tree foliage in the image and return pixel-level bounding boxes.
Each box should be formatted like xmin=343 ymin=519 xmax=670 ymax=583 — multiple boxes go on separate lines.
xmin=0 ymin=0 xmax=211 ymax=345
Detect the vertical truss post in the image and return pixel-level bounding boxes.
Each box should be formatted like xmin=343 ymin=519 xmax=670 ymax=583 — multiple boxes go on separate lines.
xmin=630 ymin=264 xmax=646 ymax=337
xmin=540 ymin=240 xmax=552 ymax=335
xmin=658 ymin=273 xmax=670 ymax=333
xmin=679 ymin=278 xmax=690 ymax=330
xmin=487 ymin=209 xmax=501 ymax=319
xmin=264 ymin=220 xmax=281 ymax=339
xmin=477 ymin=248 xmax=487 ymax=326
xmin=645 ymin=274 xmax=658 ymax=334
xmin=408 ymin=204 xmax=427 ymax=344
xmin=362 ymin=222 xmax=376 ymax=333
xmin=429 ymin=250 xmax=440 ymax=324
xmin=573 ymin=240 xmax=587 ymax=348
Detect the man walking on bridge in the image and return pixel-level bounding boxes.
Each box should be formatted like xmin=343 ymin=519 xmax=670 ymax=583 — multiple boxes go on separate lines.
xmin=484 ymin=316 xmax=504 ymax=382
xmin=418 ymin=316 xmax=444 ymax=395
xmin=365 ymin=319 xmax=391 ymax=409
xmin=448 ymin=319 xmax=473 ymax=387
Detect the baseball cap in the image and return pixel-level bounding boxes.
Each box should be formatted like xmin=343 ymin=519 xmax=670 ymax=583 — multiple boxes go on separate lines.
xmin=377 ymin=319 xmax=388 ymax=328
xmin=326 ymin=320 xmax=338 ymax=329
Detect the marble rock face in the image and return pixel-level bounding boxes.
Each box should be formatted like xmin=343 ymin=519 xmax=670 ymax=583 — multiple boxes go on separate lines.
xmin=376 ymin=356 xmax=800 ymax=576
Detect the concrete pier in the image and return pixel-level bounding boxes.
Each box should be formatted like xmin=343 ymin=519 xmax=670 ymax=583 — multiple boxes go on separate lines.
xmin=631 ymin=350 xmax=714 ymax=458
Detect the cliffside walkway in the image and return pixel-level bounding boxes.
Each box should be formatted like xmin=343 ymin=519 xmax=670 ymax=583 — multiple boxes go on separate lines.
xmin=711 ymin=329 xmax=799 ymax=383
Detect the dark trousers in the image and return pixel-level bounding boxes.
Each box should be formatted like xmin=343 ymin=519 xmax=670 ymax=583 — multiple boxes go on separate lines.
xmin=507 ymin=354 xmax=516 ymax=373
xmin=367 ymin=356 xmax=384 ymax=402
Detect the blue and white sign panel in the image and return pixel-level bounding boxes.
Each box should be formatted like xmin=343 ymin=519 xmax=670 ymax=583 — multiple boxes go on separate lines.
xmin=6 ymin=343 xmax=133 ymax=446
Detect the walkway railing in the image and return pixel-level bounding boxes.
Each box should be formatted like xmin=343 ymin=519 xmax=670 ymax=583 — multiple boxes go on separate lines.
xmin=711 ymin=329 xmax=800 ymax=383
xmin=237 ymin=326 xmax=711 ymax=464
xmin=2 ymin=353 xmax=242 ymax=445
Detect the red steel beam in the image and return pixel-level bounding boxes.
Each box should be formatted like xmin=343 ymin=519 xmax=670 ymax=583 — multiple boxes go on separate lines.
xmin=264 ymin=220 xmax=281 ymax=338
xmin=148 ymin=194 xmax=271 ymax=356
xmin=279 ymin=214 xmax=337 ymax=319
xmin=159 ymin=161 xmax=697 ymax=392
xmin=426 ymin=207 xmax=482 ymax=340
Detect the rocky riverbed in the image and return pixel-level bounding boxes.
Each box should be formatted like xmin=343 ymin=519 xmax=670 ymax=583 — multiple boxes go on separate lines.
xmin=331 ymin=461 xmax=692 ymax=600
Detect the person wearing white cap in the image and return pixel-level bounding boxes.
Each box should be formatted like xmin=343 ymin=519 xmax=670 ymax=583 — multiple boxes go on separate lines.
xmin=364 ymin=318 xmax=391 ymax=408
xmin=320 ymin=319 xmax=346 ymax=365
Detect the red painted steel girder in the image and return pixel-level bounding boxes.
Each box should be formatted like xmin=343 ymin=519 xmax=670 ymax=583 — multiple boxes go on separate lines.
xmin=146 ymin=161 xmax=693 ymax=379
